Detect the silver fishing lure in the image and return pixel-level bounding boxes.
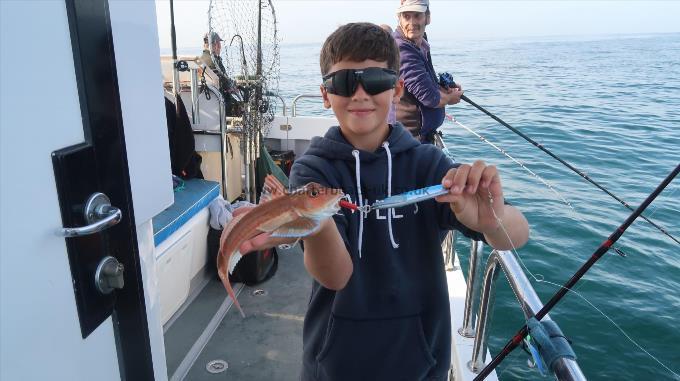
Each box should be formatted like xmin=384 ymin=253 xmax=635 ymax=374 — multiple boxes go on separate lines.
xmin=370 ymin=184 xmax=450 ymax=210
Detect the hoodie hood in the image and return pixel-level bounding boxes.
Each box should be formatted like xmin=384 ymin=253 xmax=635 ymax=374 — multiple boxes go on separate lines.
xmin=303 ymin=122 xmax=421 ymax=257
xmin=305 ymin=122 xmax=420 ymax=162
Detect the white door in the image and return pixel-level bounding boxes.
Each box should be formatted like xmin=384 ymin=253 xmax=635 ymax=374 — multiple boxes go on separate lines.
xmin=1 ymin=1 xmax=169 ymax=379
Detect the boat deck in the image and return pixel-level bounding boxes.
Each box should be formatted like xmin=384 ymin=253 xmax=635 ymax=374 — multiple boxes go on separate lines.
xmin=163 ymin=234 xmax=497 ymax=381
xmin=165 ymin=245 xmax=309 ymax=380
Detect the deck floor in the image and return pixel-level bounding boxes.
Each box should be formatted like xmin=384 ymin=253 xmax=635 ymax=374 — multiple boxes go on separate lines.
xmin=167 ymin=244 xmax=310 ymax=380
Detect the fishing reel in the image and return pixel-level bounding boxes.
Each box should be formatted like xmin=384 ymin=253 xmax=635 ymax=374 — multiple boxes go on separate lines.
xmin=438 ymin=72 xmax=456 ymax=90
xmin=176 ymin=60 xmax=189 ymax=72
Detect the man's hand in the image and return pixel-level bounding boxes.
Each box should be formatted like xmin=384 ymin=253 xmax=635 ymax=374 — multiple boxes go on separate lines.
xmin=446 ymin=84 xmax=464 ymax=105
xmin=435 ymin=160 xmax=504 ymax=234
xmin=438 ymin=83 xmax=464 ymax=107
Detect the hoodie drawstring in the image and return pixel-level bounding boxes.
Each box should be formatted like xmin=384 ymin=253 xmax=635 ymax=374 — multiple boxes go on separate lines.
xmin=352 ymin=150 xmax=364 ymax=258
xmin=382 ymin=142 xmax=399 ymax=249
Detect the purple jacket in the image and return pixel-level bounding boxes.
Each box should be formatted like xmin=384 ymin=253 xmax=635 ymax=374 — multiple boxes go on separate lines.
xmin=393 ymin=28 xmax=444 ymax=138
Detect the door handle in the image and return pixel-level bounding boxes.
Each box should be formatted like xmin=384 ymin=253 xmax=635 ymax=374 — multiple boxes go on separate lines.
xmin=59 ymin=193 xmax=122 ymax=237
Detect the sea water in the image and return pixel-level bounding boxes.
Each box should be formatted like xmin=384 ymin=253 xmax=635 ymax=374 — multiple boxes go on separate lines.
xmin=277 ymin=33 xmax=680 ymax=380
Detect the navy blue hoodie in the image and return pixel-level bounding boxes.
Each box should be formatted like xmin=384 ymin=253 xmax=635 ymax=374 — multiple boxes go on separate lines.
xmin=290 ymin=123 xmax=483 ymax=381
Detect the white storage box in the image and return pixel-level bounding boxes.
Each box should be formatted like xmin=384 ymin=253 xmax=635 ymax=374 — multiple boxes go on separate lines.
xmin=156 ymin=231 xmax=193 ymax=325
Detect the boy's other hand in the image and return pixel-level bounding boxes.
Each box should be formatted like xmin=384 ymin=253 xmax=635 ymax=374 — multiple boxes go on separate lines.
xmin=435 ymin=160 xmax=504 ymax=234
xmin=231 ymin=206 xmax=297 ymax=253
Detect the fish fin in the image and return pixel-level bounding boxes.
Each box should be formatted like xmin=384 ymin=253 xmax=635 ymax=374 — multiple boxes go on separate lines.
xmin=260 ymin=174 xmax=287 ymax=203
xmin=216 ymin=213 xmax=247 ymax=277
xmin=270 ymin=217 xmax=321 ymax=238
xmin=266 ymin=174 xmax=287 ymax=196
xmin=258 ymin=213 xmax=295 ymax=233
xmin=259 ymin=188 xmax=274 ymax=204
xmin=228 ymin=250 xmax=242 ymax=275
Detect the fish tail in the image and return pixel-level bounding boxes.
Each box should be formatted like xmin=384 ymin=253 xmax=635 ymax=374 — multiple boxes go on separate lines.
xmin=217 ymin=249 xmax=246 ymax=318
xmin=219 ymin=271 xmax=246 ymax=318
xmin=232 ymin=294 xmax=246 ymax=319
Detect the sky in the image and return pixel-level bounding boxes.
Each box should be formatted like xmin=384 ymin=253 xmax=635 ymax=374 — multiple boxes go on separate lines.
xmin=155 ymin=0 xmax=680 ymax=49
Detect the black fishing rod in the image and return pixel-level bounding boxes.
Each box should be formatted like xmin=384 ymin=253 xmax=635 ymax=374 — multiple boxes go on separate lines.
xmin=473 ymin=163 xmax=680 ymax=380
xmin=460 ymin=94 xmax=679 ymax=246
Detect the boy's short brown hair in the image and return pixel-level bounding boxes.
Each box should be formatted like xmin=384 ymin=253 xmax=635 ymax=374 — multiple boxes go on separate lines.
xmin=320 ymin=22 xmax=400 ymax=76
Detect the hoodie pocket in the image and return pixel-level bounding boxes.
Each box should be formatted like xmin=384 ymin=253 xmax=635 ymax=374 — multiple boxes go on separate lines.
xmin=316 ymin=314 xmax=436 ymax=381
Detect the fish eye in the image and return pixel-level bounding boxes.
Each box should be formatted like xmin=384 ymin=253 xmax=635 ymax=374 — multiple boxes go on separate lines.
xmin=310 ymin=189 xmax=319 ymax=197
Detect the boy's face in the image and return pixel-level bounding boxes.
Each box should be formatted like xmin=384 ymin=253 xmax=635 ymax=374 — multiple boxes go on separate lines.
xmin=320 ymin=59 xmax=403 ymax=151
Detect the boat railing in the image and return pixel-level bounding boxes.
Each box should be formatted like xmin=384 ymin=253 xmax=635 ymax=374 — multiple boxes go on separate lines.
xmin=291 ymin=94 xmax=322 ymax=117
xmin=433 ymin=132 xmax=583 ymax=379
xmin=184 ymin=72 xmax=229 ymax=197
xmin=459 ymin=243 xmax=586 ymax=380
xmin=266 ymin=91 xmax=288 ymax=116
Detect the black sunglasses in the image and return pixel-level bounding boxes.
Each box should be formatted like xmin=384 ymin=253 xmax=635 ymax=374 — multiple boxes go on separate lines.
xmin=322 ymin=67 xmax=398 ymax=97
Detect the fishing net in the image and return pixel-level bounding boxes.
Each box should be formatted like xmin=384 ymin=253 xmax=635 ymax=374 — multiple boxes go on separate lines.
xmin=208 ymin=0 xmax=280 ymax=140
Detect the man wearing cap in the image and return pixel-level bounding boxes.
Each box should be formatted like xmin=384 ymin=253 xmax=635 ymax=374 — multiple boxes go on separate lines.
xmin=394 ymin=0 xmax=464 ymax=143
xmin=199 ymin=31 xmax=227 ymax=74
xmin=199 ymin=31 xmax=240 ymax=115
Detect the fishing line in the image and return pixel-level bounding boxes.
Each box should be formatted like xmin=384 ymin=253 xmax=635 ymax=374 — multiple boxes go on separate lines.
xmin=444 ymin=114 xmax=577 ymax=214
xmin=572 ymin=183 xmax=678 ymax=293
xmin=439 ymin=127 xmax=609 ymax=287
xmin=474 ymin=164 xmax=679 ymax=380
xmin=488 ymin=192 xmax=680 ymax=380
xmin=646 ymin=183 xmax=678 ymax=220
xmin=438 ymin=131 xmax=679 ymax=378
xmin=460 ymin=95 xmax=680 ymax=246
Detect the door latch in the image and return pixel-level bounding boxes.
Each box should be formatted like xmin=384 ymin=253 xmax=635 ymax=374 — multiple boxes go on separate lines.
xmin=95 ymin=256 xmax=124 ymax=294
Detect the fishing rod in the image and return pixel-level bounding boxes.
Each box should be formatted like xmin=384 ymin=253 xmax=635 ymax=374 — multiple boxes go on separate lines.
xmin=169 ymin=0 xmax=181 ymax=118
xmin=457 ymin=93 xmax=679 ymax=246
xmin=473 ymin=163 xmax=680 ymax=380
xmin=444 ymin=113 xmax=575 ymax=211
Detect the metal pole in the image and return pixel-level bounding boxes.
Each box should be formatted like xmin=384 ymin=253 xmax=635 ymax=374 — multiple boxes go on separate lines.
xmin=249 ymin=0 xmax=263 ymax=203
xmin=169 ymin=0 xmax=180 ymax=118
xmin=469 ymin=250 xmax=586 ymax=381
xmin=458 ymin=240 xmax=485 ymax=338
xmin=190 ymin=68 xmax=200 ymax=125
xmin=468 ymin=251 xmax=500 ymax=373
xmin=256 ymin=0 xmax=262 ymax=78
xmin=217 ymin=91 xmax=227 ymax=198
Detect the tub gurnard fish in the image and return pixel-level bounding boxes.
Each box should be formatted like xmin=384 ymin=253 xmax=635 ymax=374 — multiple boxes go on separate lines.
xmin=217 ymin=175 xmax=344 ymax=317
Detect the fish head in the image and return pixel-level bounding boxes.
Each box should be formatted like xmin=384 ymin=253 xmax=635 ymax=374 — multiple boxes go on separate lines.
xmin=291 ymin=182 xmax=344 ymax=219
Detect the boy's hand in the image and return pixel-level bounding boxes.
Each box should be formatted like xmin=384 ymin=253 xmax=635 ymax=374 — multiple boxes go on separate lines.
xmin=231 ymin=207 xmax=297 ymax=253
xmin=435 ymin=160 xmax=504 ymax=234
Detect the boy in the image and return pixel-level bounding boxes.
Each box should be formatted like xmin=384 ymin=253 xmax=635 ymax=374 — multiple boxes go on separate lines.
xmin=240 ymin=23 xmax=529 ymax=381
